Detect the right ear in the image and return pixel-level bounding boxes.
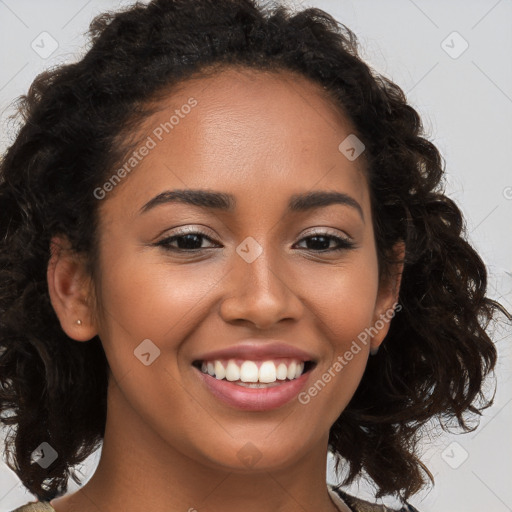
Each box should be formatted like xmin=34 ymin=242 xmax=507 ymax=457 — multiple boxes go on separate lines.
xmin=47 ymin=235 xmax=98 ymax=341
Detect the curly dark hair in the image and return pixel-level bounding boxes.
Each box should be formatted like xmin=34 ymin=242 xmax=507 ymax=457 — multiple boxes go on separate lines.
xmin=0 ymin=0 xmax=507 ymax=505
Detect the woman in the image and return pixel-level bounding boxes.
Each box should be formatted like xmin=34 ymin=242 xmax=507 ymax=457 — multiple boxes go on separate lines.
xmin=0 ymin=1 xmax=506 ymax=511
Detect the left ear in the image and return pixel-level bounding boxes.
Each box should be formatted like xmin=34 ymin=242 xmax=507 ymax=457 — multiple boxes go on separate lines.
xmin=369 ymin=240 xmax=405 ymax=352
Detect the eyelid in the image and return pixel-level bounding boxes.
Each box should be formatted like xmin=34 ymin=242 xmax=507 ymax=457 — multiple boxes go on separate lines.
xmin=155 ymin=224 xmax=216 ymax=240
xmin=301 ymin=226 xmax=352 ymax=238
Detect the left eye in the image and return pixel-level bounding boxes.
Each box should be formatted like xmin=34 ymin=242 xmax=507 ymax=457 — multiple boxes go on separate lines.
xmin=294 ymin=234 xmax=356 ymax=252
xmin=155 ymin=231 xmax=355 ymax=253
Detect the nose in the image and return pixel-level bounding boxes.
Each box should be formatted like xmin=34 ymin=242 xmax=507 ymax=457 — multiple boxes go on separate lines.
xmin=219 ymin=245 xmax=304 ymax=329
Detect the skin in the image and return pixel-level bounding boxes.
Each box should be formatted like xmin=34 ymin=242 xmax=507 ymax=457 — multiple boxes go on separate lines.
xmin=47 ymin=67 xmax=403 ymax=512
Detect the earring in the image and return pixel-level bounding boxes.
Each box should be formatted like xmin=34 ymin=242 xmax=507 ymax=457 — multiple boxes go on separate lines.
xmin=76 ymin=319 xmax=82 ymax=326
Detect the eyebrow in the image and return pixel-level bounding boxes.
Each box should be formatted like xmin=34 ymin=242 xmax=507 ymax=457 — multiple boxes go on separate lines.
xmin=139 ymin=189 xmax=364 ymax=222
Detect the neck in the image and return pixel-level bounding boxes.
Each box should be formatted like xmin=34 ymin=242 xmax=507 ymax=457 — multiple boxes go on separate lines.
xmin=52 ymin=377 xmax=341 ymax=512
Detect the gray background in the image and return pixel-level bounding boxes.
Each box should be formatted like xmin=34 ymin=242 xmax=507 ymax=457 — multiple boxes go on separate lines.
xmin=0 ymin=0 xmax=511 ymax=510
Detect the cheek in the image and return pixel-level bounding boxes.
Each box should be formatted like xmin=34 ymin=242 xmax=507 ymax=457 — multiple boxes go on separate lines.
xmin=93 ymin=248 xmax=216 ymax=437
xmin=294 ymin=254 xmax=379 ymax=415
xmin=301 ymin=254 xmax=380 ymax=347
xmin=97 ymin=249 xmax=223 ymax=344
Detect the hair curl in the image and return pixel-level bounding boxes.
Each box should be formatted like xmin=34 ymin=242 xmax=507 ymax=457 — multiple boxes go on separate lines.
xmin=0 ymin=0 xmax=508 ymax=504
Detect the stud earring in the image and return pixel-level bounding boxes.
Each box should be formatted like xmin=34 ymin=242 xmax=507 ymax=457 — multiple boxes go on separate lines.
xmin=76 ymin=319 xmax=82 ymax=326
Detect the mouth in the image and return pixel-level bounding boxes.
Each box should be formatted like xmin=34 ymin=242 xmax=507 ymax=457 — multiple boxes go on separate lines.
xmin=192 ymin=358 xmax=316 ymax=388
xmin=192 ymin=358 xmax=316 ymax=386
xmin=192 ymin=358 xmax=317 ymax=410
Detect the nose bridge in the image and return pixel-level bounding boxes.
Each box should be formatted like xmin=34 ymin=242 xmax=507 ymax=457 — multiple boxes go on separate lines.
xmin=219 ymin=236 xmax=301 ymax=328
xmin=239 ymin=239 xmax=282 ymax=296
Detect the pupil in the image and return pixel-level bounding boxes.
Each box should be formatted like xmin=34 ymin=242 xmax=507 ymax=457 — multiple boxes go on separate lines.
xmin=178 ymin=234 xmax=202 ymax=249
xmin=308 ymin=236 xmax=329 ymax=250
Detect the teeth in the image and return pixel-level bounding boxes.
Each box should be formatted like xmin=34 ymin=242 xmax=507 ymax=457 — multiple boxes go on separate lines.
xmin=259 ymin=361 xmax=276 ymax=383
xmin=240 ymin=361 xmax=259 ymax=382
xmin=276 ymin=363 xmax=288 ymax=380
xmin=225 ymin=360 xmax=240 ymax=381
xmin=214 ymin=361 xmax=226 ymax=380
xmin=199 ymin=358 xmax=309 ymax=383
xmin=287 ymin=361 xmax=297 ymax=380
xmin=236 ymin=381 xmax=281 ymax=388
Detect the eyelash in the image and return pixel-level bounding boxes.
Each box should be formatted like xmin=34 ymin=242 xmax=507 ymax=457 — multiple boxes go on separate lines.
xmin=154 ymin=228 xmax=356 ymax=253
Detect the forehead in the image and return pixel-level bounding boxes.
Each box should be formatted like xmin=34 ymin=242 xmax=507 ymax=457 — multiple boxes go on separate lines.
xmin=101 ymin=67 xmax=369 ymax=219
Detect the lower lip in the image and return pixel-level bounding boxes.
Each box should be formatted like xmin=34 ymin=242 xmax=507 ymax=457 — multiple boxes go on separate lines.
xmin=195 ymin=367 xmax=313 ymax=411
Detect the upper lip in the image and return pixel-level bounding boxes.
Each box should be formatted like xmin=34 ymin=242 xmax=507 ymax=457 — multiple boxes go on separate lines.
xmin=193 ymin=341 xmax=317 ymax=363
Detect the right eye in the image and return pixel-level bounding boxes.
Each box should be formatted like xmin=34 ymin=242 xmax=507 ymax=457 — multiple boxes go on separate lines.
xmin=154 ymin=230 xmax=220 ymax=252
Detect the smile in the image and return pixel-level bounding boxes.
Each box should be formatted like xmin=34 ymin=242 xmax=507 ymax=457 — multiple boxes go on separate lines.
xmin=192 ymin=358 xmax=316 ymax=410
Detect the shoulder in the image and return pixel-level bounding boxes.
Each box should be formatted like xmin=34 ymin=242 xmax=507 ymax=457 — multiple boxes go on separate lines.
xmin=10 ymin=501 xmax=55 ymax=512
xmin=329 ymin=484 xmax=421 ymax=512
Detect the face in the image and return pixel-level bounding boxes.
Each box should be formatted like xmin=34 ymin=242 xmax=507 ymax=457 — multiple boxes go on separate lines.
xmin=70 ymin=68 xmax=398 ymax=472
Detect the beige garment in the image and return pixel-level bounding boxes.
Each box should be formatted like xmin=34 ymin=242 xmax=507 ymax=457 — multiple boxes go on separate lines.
xmin=10 ymin=502 xmax=55 ymax=512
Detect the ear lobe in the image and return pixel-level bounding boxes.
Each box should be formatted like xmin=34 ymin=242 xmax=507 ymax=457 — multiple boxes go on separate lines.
xmin=47 ymin=235 xmax=98 ymax=342
xmin=369 ymin=240 xmax=405 ymax=352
